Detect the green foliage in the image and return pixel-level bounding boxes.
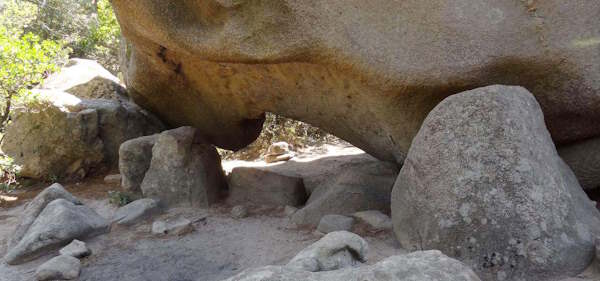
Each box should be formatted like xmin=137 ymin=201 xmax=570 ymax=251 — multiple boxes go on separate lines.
xmin=108 ymin=190 xmax=132 ymax=207
xmin=77 ymin=0 xmax=121 ymax=73
xmin=219 ymin=113 xmax=337 ymax=160
xmin=0 ymin=154 xmax=20 ymax=193
xmin=1 ymin=0 xmax=122 ymax=74
xmin=0 ymin=24 xmax=69 ymax=130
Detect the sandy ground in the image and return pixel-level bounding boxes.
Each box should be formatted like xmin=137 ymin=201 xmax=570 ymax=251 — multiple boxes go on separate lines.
xmin=0 ymin=149 xmax=404 ymax=281
xmin=1 ymin=144 xmax=599 ymax=281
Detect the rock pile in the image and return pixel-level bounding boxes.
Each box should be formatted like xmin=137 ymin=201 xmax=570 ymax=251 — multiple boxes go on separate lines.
xmin=4 ymin=184 xmax=109 ymax=265
xmin=120 ymin=127 xmax=227 ymax=208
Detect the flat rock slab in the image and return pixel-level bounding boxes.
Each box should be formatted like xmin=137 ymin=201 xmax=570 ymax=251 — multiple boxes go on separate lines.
xmin=59 ymin=239 xmax=91 ymax=258
xmin=317 ymin=215 xmax=354 ymax=234
xmin=35 ymin=255 xmax=81 ymax=281
xmin=5 ymin=199 xmax=110 ymax=265
xmin=228 ymin=167 xmax=307 ymax=207
xmin=111 ymin=198 xmax=160 ymax=226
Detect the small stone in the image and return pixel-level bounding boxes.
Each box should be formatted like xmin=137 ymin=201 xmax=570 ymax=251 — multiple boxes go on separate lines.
xmin=284 ymin=205 xmax=298 ymax=217
xmin=152 ymin=217 xmax=193 ymax=236
xmin=231 ymin=205 xmax=248 ymax=219
xmin=352 ymin=210 xmax=392 ymax=231
xmin=35 ymin=255 xmax=81 ymax=281
xmin=111 ymin=198 xmax=161 ymax=226
xmin=59 ymin=240 xmax=91 ymax=258
xmin=317 ymin=214 xmax=354 ymax=234
xmin=104 ymin=174 xmax=122 ymax=185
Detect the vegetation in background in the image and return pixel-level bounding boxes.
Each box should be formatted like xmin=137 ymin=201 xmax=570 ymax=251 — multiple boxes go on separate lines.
xmin=219 ymin=113 xmax=338 ymax=160
xmin=108 ymin=190 xmax=132 ymax=207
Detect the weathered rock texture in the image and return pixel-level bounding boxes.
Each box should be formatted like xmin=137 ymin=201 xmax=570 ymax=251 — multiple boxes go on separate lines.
xmin=113 ymin=0 xmax=600 ymax=162
xmin=35 ymin=255 xmax=81 ymax=281
xmin=228 ymin=167 xmax=306 ymax=207
xmin=290 ymin=155 xmax=398 ymax=226
xmin=391 ymin=85 xmax=600 ymax=281
xmin=5 ymin=199 xmax=110 ymax=265
xmin=119 ymin=134 xmax=158 ymax=193
xmin=223 ymin=250 xmax=481 ymax=281
xmin=6 ymin=183 xmax=81 ymax=250
xmin=111 ymin=198 xmax=161 ymax=226
xmin=1 ymin=90 xmax=164 ymax=180
xmin=141 ymin=127 xmax=227 ymax=208
xmin=559 ymin=137 xmax=600 ymax=190
xmin=287 ymin=231 xmax=367 ymax=272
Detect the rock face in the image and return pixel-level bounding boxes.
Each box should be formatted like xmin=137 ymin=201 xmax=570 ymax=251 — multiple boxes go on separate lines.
xmin=140 ymin=127 xmax=227 ymax=207
xmin=5 ymin=199 xmax=110 ymax=265
xmin=119 ymin=134 xmax=158 ymax=193
xmin=224 ymin=250 xmax=481 ymax=281
xmin=559 ymin=137 xmax=600 ymax=190
xmin=228 ymin=167 xmax=307 ymax=207
xmin=391 ymin=85 xmax=600 ymax=281
xmin=1 ymin=90 xmax=164 ymax=180
xmin=6 ymin=183 xmax=81 ymax=250
xmin=287 ymin=231 xmax=367 ymax=272
xmin=290 ymin=155 xmax=398 ymax=226
xmin=39 ymin=58 xmax=126 ymax=100
xmin=111 ymin=198 xmax=161 ymax=226
xmin=35 ymin=255 xmax=81 ymax=281
xmin=316 ymin=215 xmax=354 ymax=234
xmin=113 ymin=0 xmax=600 ymax=163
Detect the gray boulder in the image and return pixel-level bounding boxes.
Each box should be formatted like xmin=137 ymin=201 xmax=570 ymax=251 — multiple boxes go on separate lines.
xmin=228 ymin=167 xmax=307 ymax=207
xmin=35 ymin=255 xmax=81 ymax=281
xmin=119 ymin=134 xmax=158 ymax=194
xmin=5 ymin=199 xmax=110 ymax=265
xmin=290 ymin=155 xmax=398 ymax=226
xmin=391 ymin=85 xmax=600 ymax=281
xmin=141 ymin=127 xmax=227 ymax=208
xmin=111 ymin=198 xmax=161 ymax=226
xmin=0 ymin=90 xmax=164 ymax=180
xmin=223 ymin=250 xmax=480 ymax=281
xmin=59 ymin=239 xmax=91 ymax=258
xmin=559 ymin=137 xmax=600 ymax=190
xmin=7 ymin=183 xmax=81 ymax=250
xmin=287 ymin=231 xmax=367 ymax=272
xmin=317 ymin=215 xmax=354 ymax=234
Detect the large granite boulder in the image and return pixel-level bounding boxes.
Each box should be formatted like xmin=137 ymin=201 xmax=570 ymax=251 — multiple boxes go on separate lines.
xmin=391 ymin=85 xmax=600 ymax=281
xmin=5 ymin=198 xmax=110 ymax=265
xmin=140 ymin=127 xmax=227 ymax=208
xmin=1 ymin=90 xmax=164 ymax=180
xmin=113 ymin=0 xmax=600 ymax=163
xmin=223 ymin=250 xmax=480 ymax=281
